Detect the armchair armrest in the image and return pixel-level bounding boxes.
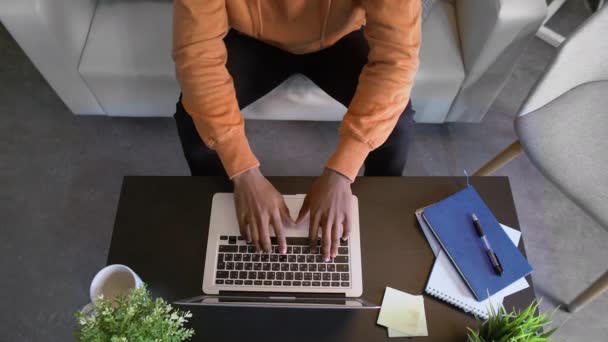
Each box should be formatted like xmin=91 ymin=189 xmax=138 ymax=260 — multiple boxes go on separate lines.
xmin=0 ymin=0 xmax=103 ymax=114
xmin=446 ymin=0 xmax=547 ymax=122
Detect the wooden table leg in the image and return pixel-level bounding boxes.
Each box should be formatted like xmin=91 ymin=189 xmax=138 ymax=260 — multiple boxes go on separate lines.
xmin=567 ymin=271 xmax=608 ymax=313
xmin=473 ymin=141 xmax=523 ymax=176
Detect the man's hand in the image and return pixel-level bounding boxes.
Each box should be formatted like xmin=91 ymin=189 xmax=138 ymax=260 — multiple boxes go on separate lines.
xmin=233 ymin=168 xmax=293 ymax=254
xmin=297 ymin=168 xmax=352 ymax=261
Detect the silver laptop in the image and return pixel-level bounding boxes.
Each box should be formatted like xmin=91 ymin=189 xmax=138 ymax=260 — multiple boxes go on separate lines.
xmin=176 ymin=193 xmax=376 ymax=309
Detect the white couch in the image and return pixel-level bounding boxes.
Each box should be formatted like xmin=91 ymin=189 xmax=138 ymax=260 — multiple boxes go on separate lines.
xmin=1 ymin=0 xmax=546 ymax=123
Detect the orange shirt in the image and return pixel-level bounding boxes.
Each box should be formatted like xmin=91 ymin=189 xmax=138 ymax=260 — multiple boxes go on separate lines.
xmin=173 ymin=0 xmax=421 ymax=181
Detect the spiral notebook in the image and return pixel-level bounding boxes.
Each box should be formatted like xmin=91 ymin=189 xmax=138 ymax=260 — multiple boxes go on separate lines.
xmin=424 ymin=224 xmax=529 ymax=319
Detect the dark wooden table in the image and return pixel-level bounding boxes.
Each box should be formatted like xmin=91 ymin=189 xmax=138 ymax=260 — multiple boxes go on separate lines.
xmin=107 ymin=176 xmax=536 ymax=341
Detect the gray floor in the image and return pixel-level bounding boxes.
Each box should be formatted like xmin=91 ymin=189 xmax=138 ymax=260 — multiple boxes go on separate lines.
xmin=1 ymin=3 xmax=607 ymax=341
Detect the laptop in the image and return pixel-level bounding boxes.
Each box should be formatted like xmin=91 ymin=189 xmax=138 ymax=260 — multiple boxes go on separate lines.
xmin=176 ymin=193 xmax=377 ymax=309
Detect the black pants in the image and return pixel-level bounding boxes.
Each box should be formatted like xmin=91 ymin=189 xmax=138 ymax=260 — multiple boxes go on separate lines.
xmin=174 ymin=30 xmax=415 ymax=178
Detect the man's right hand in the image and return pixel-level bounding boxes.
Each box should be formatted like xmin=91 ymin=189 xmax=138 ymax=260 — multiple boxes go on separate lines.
xmin=233 ymin=167 xmax=293 ymax=254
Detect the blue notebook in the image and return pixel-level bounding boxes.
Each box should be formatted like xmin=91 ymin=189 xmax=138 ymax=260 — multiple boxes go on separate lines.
xmin=422 ymin=186 xmax=533 ymax=301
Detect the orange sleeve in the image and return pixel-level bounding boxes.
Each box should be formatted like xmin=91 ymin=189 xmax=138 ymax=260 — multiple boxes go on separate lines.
xmin=326 ymin=0 xmax=421 ymax=181
xmin=173 ymin=0 xmax=259 ymax=178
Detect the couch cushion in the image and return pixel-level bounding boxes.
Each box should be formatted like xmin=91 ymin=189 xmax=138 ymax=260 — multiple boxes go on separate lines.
xmin=411 ymin=0 xmax=465 ymax=123
xmin=79 ymin=0 xmax=178 ymax=116
xmin=80 ymin=0 xmax=463 ymax=123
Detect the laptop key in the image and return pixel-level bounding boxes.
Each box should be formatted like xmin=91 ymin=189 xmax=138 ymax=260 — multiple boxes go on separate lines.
xmin=290 ymin=264 xmax=298 ymax=271
xmin=225 ymin=280 xmax=234 ymax=285
xmin=283 ymin=281 xmax=292 ymax=286
xmin=340 ymin=239 xmax=348 ymax=246
xmin=304 ymin=273 xmax=312 ymax=280
xmin=234 ymin=254 xmax=242 ymax=261
xmin=235 ymin=280 xmax=244 ymax=285
xmin=322 ymin=281 xmax=330 ymax=287
xmin=286 ymin=272 xmax=294 ymax=280
xmin=309 ymin=264 xmax=317 ymax=272
xmin=257 ymin=272 xmax=266 ymax=280
xmin=220 ymin=235 xmax=228 ymax=240
xmin=217 ymin=262 xmax=226 ymax=270
xmin=313 ymin=273 xmax=321 ymax=280
xmin=267 ymin=272 xmax=275 ymax=280
xmin=226 ymin=262 xmax=234 ymax=270
xmin=239 ymin=271 xmax=248 ymax=279
xmin=341 ymin=282 xmax=350 ymax=287
xmin=315 ymin=255 xmax=323 ymax=263
xmin=253 ymin=263 xmax=261 ymax=271
xmin=228 ymin=236 xmax=237 ymax=245
xmin=293 ymin=281 xmax=302 ymax=286
xmin=244 ymin=263 xmax=253 ymax=270
xmin=264 ymin=281 xmax=272 ymax=286
xmin=247 ymin=271 xmax=256 ymax=279
xmin=322 ymin=273 xmax=331 ymax=281
xmin=288 ymin=255 xmax=296 ymax=263
xmin=331 ymin=282 xmax=340 ymax=287
xmin=295 ymin=272 xmax=303 ymax=280
xmin=263 ymin=263 xmax=271 ymax=271
xmin=218 ymin=254 xmax=224 ymax=262
xmin=297 ymin=255 xmax=305 ymax=263
xmin=338 ymin=247 xmax=348 ymax=255
xmin=243 ymin=254 xmax=251 ymax=261
xmin=261 ymin=254 xmax=269 ymax=262
xmin=303 ymin=281 xmax=311 ymax=286
xmin=286 ymin=247 xmax=293 ymax=254
xmin=247 ymin=246 xmax=256 ymax=253
xmin=238 ymin=246 xmax=248 ymax=253
xmin=341 ymin=273 xmax=349 ymax=281
xmin=238 ymin=236 xmax=245 ymax=241
xmin=245 ymin=280 xmax=253 ymax=285
xmin=302 ymin=247 xmax=310 ymax=254
xmin=276 ymin=272 xmax=284 ymax=280
xmin=286 ymin=237 xmax=309 ymax=246
xmin=281 ymin=264 xmax=289 ymax=271
xmin=235 ymin=263 xmax=243 ymax=270
xmin=318 ymin=264 xmax=326 ymax=272
xmin=312 ymin=282 xmax=320 ymax=287
xmin=216 ymin=279 xmax=224 ymax=285
xmin=332 ymin=273 xmax=340 ymax=281
xmin=254 ymin=280 xmax=263 ymax=285
xmin=273 ymin=281 xmax=282 ymax=286
xmin=293 ymin=247 xmax=301 ymax=254
xmin=270 ymin=254 xmax=278 ymax=262
xmin=252 ymin=254 xmax=260 ymax=262
xmin=224 ymin=254 xmax=233 ymax=261
xmin=306 ymin=255 xmax=315 ymax=263
xmin=279 ymin=255 xmax=287 ymax=262
xmin=334 ymin=256 xmax=348 ymax=263
xmin=219 ymin=245 xmax=237 ymax=253
xmin=337 ymin=264 xmax=349 ymax=272
xmin=230 ymin=271 xmax=239 ymax=279
xmin=327 ymin=264 xmax=335 ymax=272
xmin=299 ymin=264 xmax=308 ymax=272
xmin=272 ymin=264 xmax=280 ymax=271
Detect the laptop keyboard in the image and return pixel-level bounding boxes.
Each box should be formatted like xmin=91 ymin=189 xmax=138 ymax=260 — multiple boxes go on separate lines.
xmin=215 ymin=236 xmax=351 ymax=288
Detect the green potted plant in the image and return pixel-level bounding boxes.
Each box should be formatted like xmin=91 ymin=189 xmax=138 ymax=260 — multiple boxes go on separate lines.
xmin=75 ymin=285 xmax=195 ymax=342
xmin=467 ymin=300 xmax=557 ymax=342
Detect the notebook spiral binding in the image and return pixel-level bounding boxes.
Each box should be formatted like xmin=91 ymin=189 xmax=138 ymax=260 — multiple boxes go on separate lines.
xmin=426 ymin=287 xmax=489 ymax=320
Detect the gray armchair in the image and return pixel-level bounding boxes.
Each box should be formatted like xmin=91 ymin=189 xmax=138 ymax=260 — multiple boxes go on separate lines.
xmin=475 ymin=6 xmax=608 ymax=313
xmin=0 ymin=0 xmax=546 ymax=123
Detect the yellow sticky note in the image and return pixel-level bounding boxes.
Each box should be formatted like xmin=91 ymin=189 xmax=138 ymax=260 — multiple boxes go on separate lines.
xmin=377 ymin=287 xmax=428 ymax=337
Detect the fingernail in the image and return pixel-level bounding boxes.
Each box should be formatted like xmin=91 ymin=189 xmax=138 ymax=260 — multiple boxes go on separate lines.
xmin=324 ymin=258 xmax=330 ymax=262
xmin=341 ymin=237 xmax=348 ymax=241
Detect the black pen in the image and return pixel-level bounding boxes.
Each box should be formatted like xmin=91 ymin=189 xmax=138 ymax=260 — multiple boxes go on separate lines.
xmin=471 ymin=213 xmax=503 ymax=275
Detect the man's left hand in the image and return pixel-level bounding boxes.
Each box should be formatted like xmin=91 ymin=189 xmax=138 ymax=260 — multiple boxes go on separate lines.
xmin=297 ymin=168 xmax=352 ymax=261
